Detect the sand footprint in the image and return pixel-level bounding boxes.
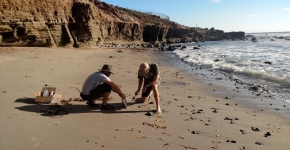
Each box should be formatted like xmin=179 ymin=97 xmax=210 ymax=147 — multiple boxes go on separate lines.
xmin=30 ymin=137 xmax=42 ymax=146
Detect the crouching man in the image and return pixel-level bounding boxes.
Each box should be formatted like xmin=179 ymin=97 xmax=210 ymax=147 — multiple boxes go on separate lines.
xmin=80 ymin=64 xmax=126 ymax=110
xmin=135 ymin=62 xmax=161 ymax=114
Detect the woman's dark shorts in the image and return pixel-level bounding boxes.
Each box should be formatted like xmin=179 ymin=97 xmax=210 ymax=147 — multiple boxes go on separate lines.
xmin=142 ymin=85 xmax=152 ymax=98
xmin=80 ymin=83 xmax=112 ymax=101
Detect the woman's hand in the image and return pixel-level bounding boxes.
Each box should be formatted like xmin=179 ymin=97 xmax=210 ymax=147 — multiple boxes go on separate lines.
xmin=142 ymin=87 xmax=146 ymax=93
xmin=135 ymin=89 xmax=140 ymax=96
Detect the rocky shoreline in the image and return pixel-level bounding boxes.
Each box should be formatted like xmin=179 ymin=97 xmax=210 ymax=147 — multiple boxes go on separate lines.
xmin=152 ymin=49 xmax=290 ymax=120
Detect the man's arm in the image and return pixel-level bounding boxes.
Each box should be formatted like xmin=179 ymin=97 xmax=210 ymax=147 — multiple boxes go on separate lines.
xmin=135 ymin=77 xmax=144 ymax=96
xmin=105 ymin=80 xmax=126 ymax=99
xmin=138 ymin=78 xmax=144 ymax=90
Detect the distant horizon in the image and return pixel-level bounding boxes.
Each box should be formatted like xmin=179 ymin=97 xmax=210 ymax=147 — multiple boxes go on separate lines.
xmin=246 ymin=31 xmax=290 ymax=34
xmin=101 ymin=0 xmax=290 ymax=34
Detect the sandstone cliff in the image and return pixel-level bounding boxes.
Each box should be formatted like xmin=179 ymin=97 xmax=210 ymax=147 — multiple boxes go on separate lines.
xmin=0 ymin=0 xmax=245 ymax=47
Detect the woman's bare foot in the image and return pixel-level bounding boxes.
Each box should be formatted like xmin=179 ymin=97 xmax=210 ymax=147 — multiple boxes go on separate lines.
xmin=154 ymin=109 xmax=162 ymax=114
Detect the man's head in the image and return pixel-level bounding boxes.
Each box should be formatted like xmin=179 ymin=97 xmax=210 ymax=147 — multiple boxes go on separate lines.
xmin=100 ymin=64 xmax=113 ymax=77
xmin=139 ymin=62 xmax=150 ymax=76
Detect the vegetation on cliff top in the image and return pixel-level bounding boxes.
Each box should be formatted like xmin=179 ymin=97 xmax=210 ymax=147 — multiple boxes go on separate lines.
xmin=101 ymin=1 xmax=188 ymax=28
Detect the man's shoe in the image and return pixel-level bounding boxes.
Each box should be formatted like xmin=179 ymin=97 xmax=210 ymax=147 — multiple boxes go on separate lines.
xmin=121 ymin=97 xmax=128 ymax=108
xmin=86 ymin=101 xmax=99 ymax=108
xmin=100 ymin=104 xmax=115 ymax=110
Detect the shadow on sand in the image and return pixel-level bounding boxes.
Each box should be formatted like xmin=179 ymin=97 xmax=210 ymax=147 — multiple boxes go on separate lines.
xmin=15 ymin=97 xmax=150 ymax=117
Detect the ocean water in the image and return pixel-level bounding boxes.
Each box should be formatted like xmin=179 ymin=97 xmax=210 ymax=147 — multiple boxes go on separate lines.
xmin=171 ymin=32 xmax=290 ymax=103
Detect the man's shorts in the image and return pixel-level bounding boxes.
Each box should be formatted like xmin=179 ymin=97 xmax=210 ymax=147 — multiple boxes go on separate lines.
xmin=142 ymin=85 xmax=152 ymax=98
xmin=80 ymin=83 xmax=112 ymax=101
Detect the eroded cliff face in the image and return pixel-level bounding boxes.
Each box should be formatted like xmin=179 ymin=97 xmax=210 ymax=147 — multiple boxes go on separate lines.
xmin=0 ymin=0 xmax=72 ymax=47
xmin=0 ymin=0 xmax=144 ymax=47
xmin=0 ymin=0 xmax=245 ymax=47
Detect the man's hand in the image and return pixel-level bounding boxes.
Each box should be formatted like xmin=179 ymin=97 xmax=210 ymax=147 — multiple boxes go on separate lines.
xmin=119 ymin=93 xmax=126 ymax=99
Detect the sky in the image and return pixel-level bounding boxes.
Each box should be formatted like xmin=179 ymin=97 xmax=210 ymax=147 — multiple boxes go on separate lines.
xmin=100 ymin=0 xmax=290 ymax=33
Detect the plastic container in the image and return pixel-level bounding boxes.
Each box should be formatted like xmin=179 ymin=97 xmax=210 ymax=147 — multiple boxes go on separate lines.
xmin=43 ymin=88 xmax=49 ymax=97
xmin=50 ymin=91 xmax=54 ymax=97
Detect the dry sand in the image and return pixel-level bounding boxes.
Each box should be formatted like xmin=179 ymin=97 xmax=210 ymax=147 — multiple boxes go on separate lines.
xmin=0 ymin=47 xmax=289 ymax=150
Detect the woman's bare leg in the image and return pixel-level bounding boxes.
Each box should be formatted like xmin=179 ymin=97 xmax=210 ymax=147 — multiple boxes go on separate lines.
xmin=152 ymin=84 xmax=161 ymax=114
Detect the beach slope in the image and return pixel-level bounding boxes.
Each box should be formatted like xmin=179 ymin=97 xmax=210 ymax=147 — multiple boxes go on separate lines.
xmin=0 ymin=47 xmax=289 ymax=150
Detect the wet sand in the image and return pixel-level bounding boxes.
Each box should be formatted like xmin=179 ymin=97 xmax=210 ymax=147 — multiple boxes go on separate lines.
xmin=153 ymin=50 xmax=290 ymax=119
xmin=0 ymin=47 xmax=289 ymax=150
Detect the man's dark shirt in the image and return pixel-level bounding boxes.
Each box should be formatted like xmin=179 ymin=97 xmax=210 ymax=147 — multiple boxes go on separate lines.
xmin=138 ymin=63 xmax=159 ymax=85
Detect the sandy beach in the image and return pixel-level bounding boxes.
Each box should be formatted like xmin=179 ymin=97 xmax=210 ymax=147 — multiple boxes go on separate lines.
xmin=0 ymin=47 xmax=289 ymax=150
